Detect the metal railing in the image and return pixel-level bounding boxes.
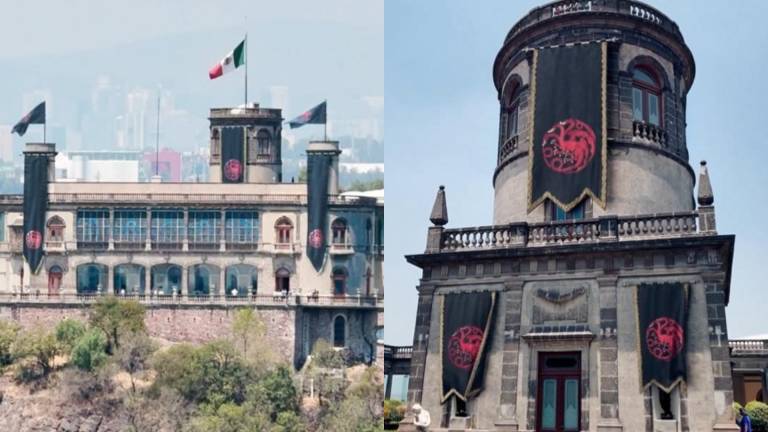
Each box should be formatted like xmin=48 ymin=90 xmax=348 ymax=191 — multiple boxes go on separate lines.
xmin=440 ymin=212 xmax=702 ymax=252
xmin=0 ymin=292 xmax=383 ymax=309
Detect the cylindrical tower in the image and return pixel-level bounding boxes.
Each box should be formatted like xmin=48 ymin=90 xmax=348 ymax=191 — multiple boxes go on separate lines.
xmin=492 ymin=0 xmax=695 ymax=224
xmin=209 ymin=105 xmax=283 ymax=183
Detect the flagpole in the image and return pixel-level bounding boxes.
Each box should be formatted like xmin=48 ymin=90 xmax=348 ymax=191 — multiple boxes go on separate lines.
xmin=324 ymin=100 xmax=327 ymax=141
xmin=244 ymin=32 xmax=248 ymax=108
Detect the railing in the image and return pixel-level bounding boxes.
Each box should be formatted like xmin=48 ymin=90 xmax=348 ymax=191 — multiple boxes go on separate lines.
xmin=0 ymin=292 xmax=383 ymax=309
xmin=633 ymin=121 xmax=667 ymax=147
xmin=504 ymin=0 xmax=680 ymax=45
xmin=384 ymin=345 xmax=414 ymax=360
xmin=729 ymin=339 xmax=768 ymax=354
xmin=439 ymin=212 xmax=703 ymax=252
xmin=498 ymin=135 xmax=520 ymax=162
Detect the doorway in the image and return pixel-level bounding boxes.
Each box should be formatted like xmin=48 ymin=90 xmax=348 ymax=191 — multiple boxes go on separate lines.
xmin=536 ymin=351 xmax=581 ymax=432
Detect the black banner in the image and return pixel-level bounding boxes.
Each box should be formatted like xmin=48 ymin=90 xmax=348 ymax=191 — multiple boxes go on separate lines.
xmin=23 ymin=154 xmax=49 ymax=274
xmin=529 ymin=42 xmax=607 ymax=212
xmin=306 ymin=153 xmax=331 ymax=272
xmin=12 ymin=101 xmax=46 ymax=136
xmin=288 ymin=101 xmax=327 ymax=129
xmin=441 ymin=291 xmax=496 ymax=403
xmin=221 ymin=127 xmax=245 ymax=183
xmin=637 ymin=282 xmax=688 ymax=391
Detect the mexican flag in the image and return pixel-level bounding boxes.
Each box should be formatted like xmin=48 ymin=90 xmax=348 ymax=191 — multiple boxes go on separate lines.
xmin=209 ymin=39 xmax=245 ymax=80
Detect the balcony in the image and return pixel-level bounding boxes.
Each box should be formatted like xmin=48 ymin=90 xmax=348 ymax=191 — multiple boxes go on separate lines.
xmin=730 ymin=339 xmax=768 ymax=355
xmin=498 ymin=134 xmax=520 ymax=163
xmin=438 ymin=212 xmax=702 ymax=253
xmin=632 ymin=121 xmax=667 ymax=147
xmin=330 ymin=242 xmax=355 ymax=255
xmin=0 ymin=292 xmax=383 ymax=310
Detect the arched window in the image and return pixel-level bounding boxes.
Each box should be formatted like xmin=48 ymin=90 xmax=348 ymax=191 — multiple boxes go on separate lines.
xmin=331 ymin=218 xmax=348 ymax=246
xmin=632 ymin=66 xmax=662 ymax=126
xmin=46 ymin=216 xmax=65 ymax=242
xmin=332 ymin=267 xmax=347 ymax=296
xmin=151 ymin=264 xmax=181 ymax=296
xmin=333 ymin=315 xmax=346 ymax=348
xmin=225 ymin=264 xmax=258 ymax=297
xmin=76 ymin=263 xmax=107 ymax=294
xmin=275 ymin=268 xmax=290 ymax=293
xmin=113 ymin=264 xmax=146 ymax=295
xmin=257 ymin=130 xmax=271 ymax=155
xmin=48 ymin=265 xmax=63 ymax=295
xmin=275 ymin=216 xmax=293 ymax=247
xmin=189 ymin=264 xmax=220 ymax=297
xmin=503 ymin=83 xmax=523 ymax=140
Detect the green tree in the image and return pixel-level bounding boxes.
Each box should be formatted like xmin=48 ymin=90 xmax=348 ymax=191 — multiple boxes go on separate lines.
xmin=347 ymin=178 xmax=384 ymax=192
xmin=89 ymin=297 xmax=146 ymax=354
xmin=246 ymin=364 xmax=299 ymax=421
xmin=116 ymin=332 xmax=157 ymax=393
xmin=55 ymin=318 xmax=87 ymax=352
xmin=311 ymin=339 xmax=345 ymax=369
xmin=153 ymin=340 xmax=254 ymax=407
xmin=274 ymin=411 xmax=305 ymax=432
xmin=71 ymin=329 xmax=108 ymax=371
xmin=231 ymin=308 xmax=274 ymax=366
xmin=11 ymin=327 xmax=61 ymax=377
xmin=0 ymin=320 xmax=20 ymax=368
xmin=186 ymin=402 xmax=270 ymax=432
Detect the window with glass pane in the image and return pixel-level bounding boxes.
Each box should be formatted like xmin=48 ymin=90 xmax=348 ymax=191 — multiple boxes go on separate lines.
xmin=507 ymin=104 xmax=519 ymax=136
xmin=632 ymin=88 xmax=644 ymax=121
xmin=257 ymin=130 xmax=271 ymax=155
xmin=541 ymin=379 xmax=557 ymax=429
xmin=564 ymin=379 xmax=579 ymax=430
xmin=331 ymin=218 xmax=348 ymax=245
xmin=76 ymin=209 xmax=110 ymax=243
xmin=112 ymin=210 xmax=146 ymax=243
xmin=632 ymin=66 xmax=662 ymax=126
xmin=188 ymin=211 xmax=221 ymax=245
xmin=551 ymin=200 xmax=585 ymax=221
xmin=225 ymin=210 xmax=259 ymax=243
xmin=151 ymin=210 xmax=184 ymax=243
xmin=648 ymin=94 xmax=659 ymax=125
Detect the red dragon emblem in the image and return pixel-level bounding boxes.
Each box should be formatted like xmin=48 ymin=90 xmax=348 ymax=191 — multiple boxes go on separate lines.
xmin=541 ymin=118 xmax=596 ymax=174
xmin=25 ymin=230 xmax=42 ymax=250
xmin=646 ymin=317 xmax=684 ymax=361
xmin=447 ymin=325 xmax=484 ymax=370
xmin=308 ymin=229 xmax=323 ymax=249
xmin=224 ymin=159 xmax=242 ymax=181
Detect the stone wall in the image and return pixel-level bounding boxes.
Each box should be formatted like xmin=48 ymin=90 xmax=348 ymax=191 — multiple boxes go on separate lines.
xmin=0 ymin=303 xmax=378 ymax=369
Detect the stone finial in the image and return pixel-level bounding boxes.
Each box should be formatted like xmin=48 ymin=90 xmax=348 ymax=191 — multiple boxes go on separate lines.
xmin=429 ymin=185 xmax=448 ymax=226
xmin=697 ymin=160 xmax=714 ymax=206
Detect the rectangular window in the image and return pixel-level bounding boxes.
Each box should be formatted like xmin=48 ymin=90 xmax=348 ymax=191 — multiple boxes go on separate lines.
xmin=225 ymin=210 xmax=259 ymax=244
xmin=632 ymin=88 xmax=644 ymax=121
xmin=188 ymin=211 xmax=221 ymax=246
xmin=508 ymin=106 xmax=519 ymax=136
xmin=76 ymin=209 xmax=110 ymax=245
xmin=648 ymin=93 xmax=660 ymax=126
xmin=151 ymin=210 xmax=184 ymax=244
xmin=552 ymin=201 xmax=585 ymax=221
xmin=112 ymin=209 xmax=147 ymax=243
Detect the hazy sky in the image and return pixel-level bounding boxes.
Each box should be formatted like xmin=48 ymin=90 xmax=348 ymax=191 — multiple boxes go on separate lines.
xmin=0 ymin=0 xmax=383 ymax=146
xmin=385 ymin=1 xmax=768 ymax=345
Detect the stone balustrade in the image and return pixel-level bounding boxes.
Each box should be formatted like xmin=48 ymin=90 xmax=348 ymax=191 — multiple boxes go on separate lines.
xmin=632 ymin=121 xmax=667 ymax=146
xmin=498 ymin=135 xmax=520 ymax=162
xmin=729 ymin=339 xmax=768 ymax=354
xmin=0 ymin=292 xmax=383 ymax=309
xmin=438 ymin=212 xmax=703 ymax=253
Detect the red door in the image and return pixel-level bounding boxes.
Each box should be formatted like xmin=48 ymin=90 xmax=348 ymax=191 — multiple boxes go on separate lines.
xmin=536 ymin=352 xmax=581 ymax=432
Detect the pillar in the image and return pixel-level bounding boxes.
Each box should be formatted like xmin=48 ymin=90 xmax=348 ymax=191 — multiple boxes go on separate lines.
xmin=495 ymin=279 xmax=524 ymax=431
xmin=597 ymin=275 xmax=622 ymax=432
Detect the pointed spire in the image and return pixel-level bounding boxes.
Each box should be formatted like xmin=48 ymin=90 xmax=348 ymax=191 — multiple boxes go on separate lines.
xmin=430 ymin=185 xmax=448 ymax=226
xmin=697 ymin=161 xmax=714 ymax=206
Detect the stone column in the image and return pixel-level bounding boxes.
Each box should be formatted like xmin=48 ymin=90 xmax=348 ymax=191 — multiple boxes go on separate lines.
xmin=183 ymin=208 xmax=189 ymax=252
xmin=703 ymin=272 xmax=740 ymax=431
xmin=495 ymin=279 xmax=524 ymax=431
xmin=145 ymin=266 xmax=152 ymax=294
xmin=398 ymin=284 xmax=436 ymax=432
xmin=146 ymin=207 xmax=152 ymax=251
xmin=597 ymin=275 xmax=622 ymax=432
xmin=105 ymin=265 xmax=113 ymax=295
xmin=220 ymin=209 xmax=226 ymax=252
xmin=180 ymin=264 xmax=187 ymax=297
xmin=108 ymin=208 xmax=115 ymax=250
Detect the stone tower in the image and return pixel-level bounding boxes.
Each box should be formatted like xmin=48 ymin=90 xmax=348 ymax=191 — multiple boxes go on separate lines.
xmin=208 ymin=105 xmax=283 ymax=183
xmin=400 ymin=2 xmax=738 ymax=432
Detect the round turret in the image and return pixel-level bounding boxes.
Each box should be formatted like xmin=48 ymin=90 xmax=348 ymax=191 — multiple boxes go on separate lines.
xmin=492 ymin=0 xmax=696 ymax=223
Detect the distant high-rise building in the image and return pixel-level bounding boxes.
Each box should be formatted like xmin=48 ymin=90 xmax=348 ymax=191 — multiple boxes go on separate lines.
xmin=0 ymin=126 xmax=12 ymax=163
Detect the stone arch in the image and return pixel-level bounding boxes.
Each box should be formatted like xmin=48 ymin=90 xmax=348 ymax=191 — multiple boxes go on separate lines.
xmin=188 ymin=263 xmax=220 ymax=297
xmin=75 ymin=263 xmax=107 ymax=294
xmin=501 ymin=74 xmax=523 ymax=108
xmin=150 ymin=263 xmax=181 ymax=295
xmin=113 ymin=263 xmax=146 ymax=295
xmin=332 ymin=313 xmax=347 ymax=348
xmin=626 ymin=55 xmax=672 ymax=91
xmin=46 ymin=215 xmax=66 ymax=242
xmin=225 ymin=264 xmax=258 ymax=297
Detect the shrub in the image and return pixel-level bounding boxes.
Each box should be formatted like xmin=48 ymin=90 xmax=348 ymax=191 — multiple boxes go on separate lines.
xmin=384 ymin=399 xmax=406 ymax=427
xmin=55 ymin=319 xmax=87 ymax=352
xmin=246 ymin=364 xmax=299 ymax=421
xmin=71 ymin=329 xmax=108 ymax=371
xmin=11 ymin=327 xmax=60 ymax=377
xmin=89 ymin=297 xmax=146 ymax=354
xmin=0 ymin=320 xmax=20 ymax=367
xmin=746 ymin=401 xmax=768 ymax=432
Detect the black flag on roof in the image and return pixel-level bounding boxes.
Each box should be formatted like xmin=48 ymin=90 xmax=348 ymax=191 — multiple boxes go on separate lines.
xmin=12 ymin=102 xmax=46 ymax=136
xmin=288 ymin=101 xmax=326 ymax=129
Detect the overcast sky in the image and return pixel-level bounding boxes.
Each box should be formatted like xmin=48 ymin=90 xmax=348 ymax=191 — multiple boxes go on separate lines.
xmin=385 ymin=0 xmax=768 ymax=345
